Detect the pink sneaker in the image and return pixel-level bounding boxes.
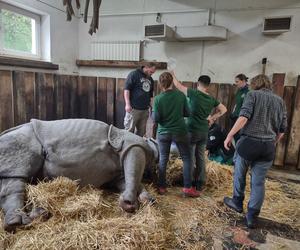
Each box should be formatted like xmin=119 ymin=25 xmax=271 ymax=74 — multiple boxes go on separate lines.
xmin=158 ymin=187 xmax=167 ymax=195
xmin=182 ymin=187 xmax=201 ymax=198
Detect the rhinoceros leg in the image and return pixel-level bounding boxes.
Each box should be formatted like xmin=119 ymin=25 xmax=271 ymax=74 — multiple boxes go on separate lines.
xmin=119 ymin=146 xmax=146 ymax=213
xmin=0 ymin=178 xmax=31 ymax=231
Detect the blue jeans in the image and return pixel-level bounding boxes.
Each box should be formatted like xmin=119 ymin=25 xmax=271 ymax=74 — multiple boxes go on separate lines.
xmin=157 ymin=133 xmax=192 ymax=188
xmin=233 ymin=152 xmax=273 ymax=213
xmin=189 ymin=132 xmax=208 ymax=190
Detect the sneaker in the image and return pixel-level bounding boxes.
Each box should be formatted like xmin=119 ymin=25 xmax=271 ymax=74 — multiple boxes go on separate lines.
xmin=182 ymin=187 xmax=201 ymax=198
xmin=158 ymin=187 xmax=167 ymax=195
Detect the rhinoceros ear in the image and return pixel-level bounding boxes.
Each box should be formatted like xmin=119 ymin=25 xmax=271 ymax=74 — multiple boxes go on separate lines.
xmin=146 ymin=138 xmax=159 ymax=163
xmin=108 ymin=125 xmax=125 ymax=151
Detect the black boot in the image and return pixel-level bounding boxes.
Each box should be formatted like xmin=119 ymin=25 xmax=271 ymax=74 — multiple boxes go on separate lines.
xmin=223 ymin=197 xmax=243 ymax=213
xmin=245 ymin=208 xmax=260 ymax=228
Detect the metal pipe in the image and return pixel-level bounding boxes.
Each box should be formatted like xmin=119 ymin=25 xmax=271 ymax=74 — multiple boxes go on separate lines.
xmin=83 ymin=9 xmax=210 ymax=18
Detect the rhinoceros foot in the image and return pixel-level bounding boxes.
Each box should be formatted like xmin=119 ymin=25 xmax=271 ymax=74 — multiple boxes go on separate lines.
xmin=4 ymin=212 xmax=23 ymax=232
xmin=138 ymin=191 xmax=156 ymax=205
xmin=29 ymin=207 xmax=51 ymax=221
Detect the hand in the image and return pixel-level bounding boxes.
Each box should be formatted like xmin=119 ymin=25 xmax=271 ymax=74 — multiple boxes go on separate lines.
xmin=224 ymin=135 xmax=233 ymax=151
xmin=125 ymin=104 xmax=132 ymax=113
xmin=207 ymin=116 xmax=215 ymax=127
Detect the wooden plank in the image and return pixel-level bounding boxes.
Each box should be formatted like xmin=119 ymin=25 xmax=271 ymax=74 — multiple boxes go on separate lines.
xmin=274 ymin=86 xmax=295 ymax=167
xmin=285 ymin=76 xmax=300 ymax=167
xmin=182 ymin=81 xmax=194 ymax=89
xmin=96 ymin=77 xmax=108 ymax=123
xmin=78 ymin=76 xmax=97 ymax=119
xmin=54 ymin=75 xmax=78 ymax=119
xmin=0 ymin=56 xmax=59 ymax=70
xmin=12 ymin=71 xmax=35 ymax=125
xmin=106 ymin=78 xmax=116 ymax=125
xmin=208 ymin=83 xmax=219 ymax=99
xmin=298 ymin=149 xmax=300 ymax=170
xmin=35 ymin=73 xmax=55 ymax=120
xmin=69 ymin=75 xmax=79 ymax=118
xmin=0 ymin=70 xmax=13 ymax=132
xmin=272 ymin=73 xmax=285 ymax=97
xmin=115 ymin=78 xmax=126 ymax=129
xmin=76 ymin=60 xmax=167 ymax=69
xmin=216 ymin=84 xmax=231 ymax=130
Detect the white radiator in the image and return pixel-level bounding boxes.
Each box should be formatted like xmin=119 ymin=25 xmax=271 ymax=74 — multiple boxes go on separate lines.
xmin=91 ymin=41 xmax=141 ymax=61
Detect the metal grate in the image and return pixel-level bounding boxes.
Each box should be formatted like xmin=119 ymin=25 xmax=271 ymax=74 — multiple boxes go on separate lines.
xmin=264 ymin=17 xmax=291 ymax=31
xmin=145 ymin=24 xmax=165 ymax=36
xmin=91 ymin=41 xmax=141 ymax=61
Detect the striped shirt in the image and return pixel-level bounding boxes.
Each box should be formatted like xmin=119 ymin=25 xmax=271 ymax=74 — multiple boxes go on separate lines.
xmin=239 ymin=89 xmax=287 ymax=140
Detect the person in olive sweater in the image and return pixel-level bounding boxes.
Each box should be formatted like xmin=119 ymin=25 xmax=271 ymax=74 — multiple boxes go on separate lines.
xmin=230 ymin=74 xmax=250 ymax=141
xmin=152 ymin=72 xmax=200 ymax=197
xmin=171 ymin=71 xmax=227 ymax=191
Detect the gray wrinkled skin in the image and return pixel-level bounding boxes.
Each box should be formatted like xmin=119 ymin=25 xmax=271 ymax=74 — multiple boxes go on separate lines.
xmin=0 ymin=119 xmax=158 ymax=232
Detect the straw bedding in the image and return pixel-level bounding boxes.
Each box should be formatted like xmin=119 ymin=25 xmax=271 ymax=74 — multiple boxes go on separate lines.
xmin=0 ymin=158 xmax=299 ymax=249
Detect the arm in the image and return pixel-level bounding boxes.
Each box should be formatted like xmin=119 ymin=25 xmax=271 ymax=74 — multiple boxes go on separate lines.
xmin=275 ymin=133 xmax=284 ymax=144
xmin=276 ymin=102 xmax=288 ymax=144
xmin=183 ymin=98 xmax=190 ymax=117
xmin=151 ymin=111 xmax=161 ymax=123
xmin=170 ymin=71 xmax=188 ymax=95
xmin=124 ymin=71 xmax=136 ymax=113
xmin=207 ymin=103 xmax=227 ymax=126
xmin=124 ymin=90 xmax=132 ymax=113
xmin=224 ymin=116 xmax=248 ymax=150
xmin=152 ymin=97 xmax=161 ymax=123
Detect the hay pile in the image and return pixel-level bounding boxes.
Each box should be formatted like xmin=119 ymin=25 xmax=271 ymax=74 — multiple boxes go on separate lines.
xmin=0 ymin=159 xmax=299 ymax=249
xmin=165 ymin=156 xmax=233 ymax=191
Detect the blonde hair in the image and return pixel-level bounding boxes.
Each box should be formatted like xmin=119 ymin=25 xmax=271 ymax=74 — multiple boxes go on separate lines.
xmin=250 ymin=74 xmax=272 ymax=90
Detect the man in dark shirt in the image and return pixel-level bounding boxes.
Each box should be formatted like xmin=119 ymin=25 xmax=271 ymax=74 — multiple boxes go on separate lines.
xmin=124 ymin=62 xmax=156 ymax=136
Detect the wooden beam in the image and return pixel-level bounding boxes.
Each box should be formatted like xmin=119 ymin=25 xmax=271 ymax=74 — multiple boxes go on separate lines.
xmin=0 ymin=70 xmax=13 ymax=132
xmin=0 ymin=56 xmax=59 ymax=70
xmin=285 ymin=76 xmax=300 ymax=167
xmin=76 ymin=60 xmax=167 ymax=69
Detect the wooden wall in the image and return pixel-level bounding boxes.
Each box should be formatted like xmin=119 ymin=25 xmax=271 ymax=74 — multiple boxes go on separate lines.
xmin=0 ymin=69 xmax=299 ymax=171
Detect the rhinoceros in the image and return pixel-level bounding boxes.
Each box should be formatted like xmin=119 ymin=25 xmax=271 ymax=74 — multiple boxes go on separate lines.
xmin=0 ymin=119 xmax=159 ymax=231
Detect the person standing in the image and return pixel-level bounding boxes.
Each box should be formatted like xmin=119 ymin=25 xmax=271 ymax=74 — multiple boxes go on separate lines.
xmin=223 ymin=74 xmax=287 ymax=228
xmin=230 ymin=74 xmax=250 ymax=141
xmin=171 ymin=72 xmax=227 ymax=191
xmin=124 ymin=62 xmax=156 ymax=136
xmin=152 ymin=72 xmax=200 ymax=197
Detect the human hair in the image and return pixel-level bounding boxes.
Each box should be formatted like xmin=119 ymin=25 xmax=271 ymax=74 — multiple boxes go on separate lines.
xmin=197 ymin=75 xmax=211 ymax=87
xmin=159 ymin=72 xmax=173 ymax=90
xmin=235 ymin=73 xmax=248 ymax=82
xmin=250 ymin=74 xmax=272 ymax=90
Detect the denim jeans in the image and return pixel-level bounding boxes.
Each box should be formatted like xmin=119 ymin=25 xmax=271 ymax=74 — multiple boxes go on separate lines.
xmin=157 ymin=133 xmax=192 ymax=188
xmin=233 ymin=151 xmax=273 ymax=213
xmin=189 ymin=132 xmax=208 ymax=190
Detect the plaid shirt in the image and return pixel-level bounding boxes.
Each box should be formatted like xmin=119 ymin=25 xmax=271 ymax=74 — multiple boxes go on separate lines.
xmin=239 ymin=89 xmax=287 ymax=140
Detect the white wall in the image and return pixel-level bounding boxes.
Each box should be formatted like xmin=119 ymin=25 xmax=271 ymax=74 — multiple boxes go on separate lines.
xmin=78 ymin=0 xmax=300 ymax=85
xmin=0 ymin=0 xmax=79 ymax=75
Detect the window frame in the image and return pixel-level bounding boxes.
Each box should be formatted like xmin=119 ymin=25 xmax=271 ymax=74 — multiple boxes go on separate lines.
xmin=0 ymin=2 xmax=41 ymax=59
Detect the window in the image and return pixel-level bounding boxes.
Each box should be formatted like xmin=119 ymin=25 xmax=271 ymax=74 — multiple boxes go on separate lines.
xmin=0 ymin=2 xmax=41 ymax=59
